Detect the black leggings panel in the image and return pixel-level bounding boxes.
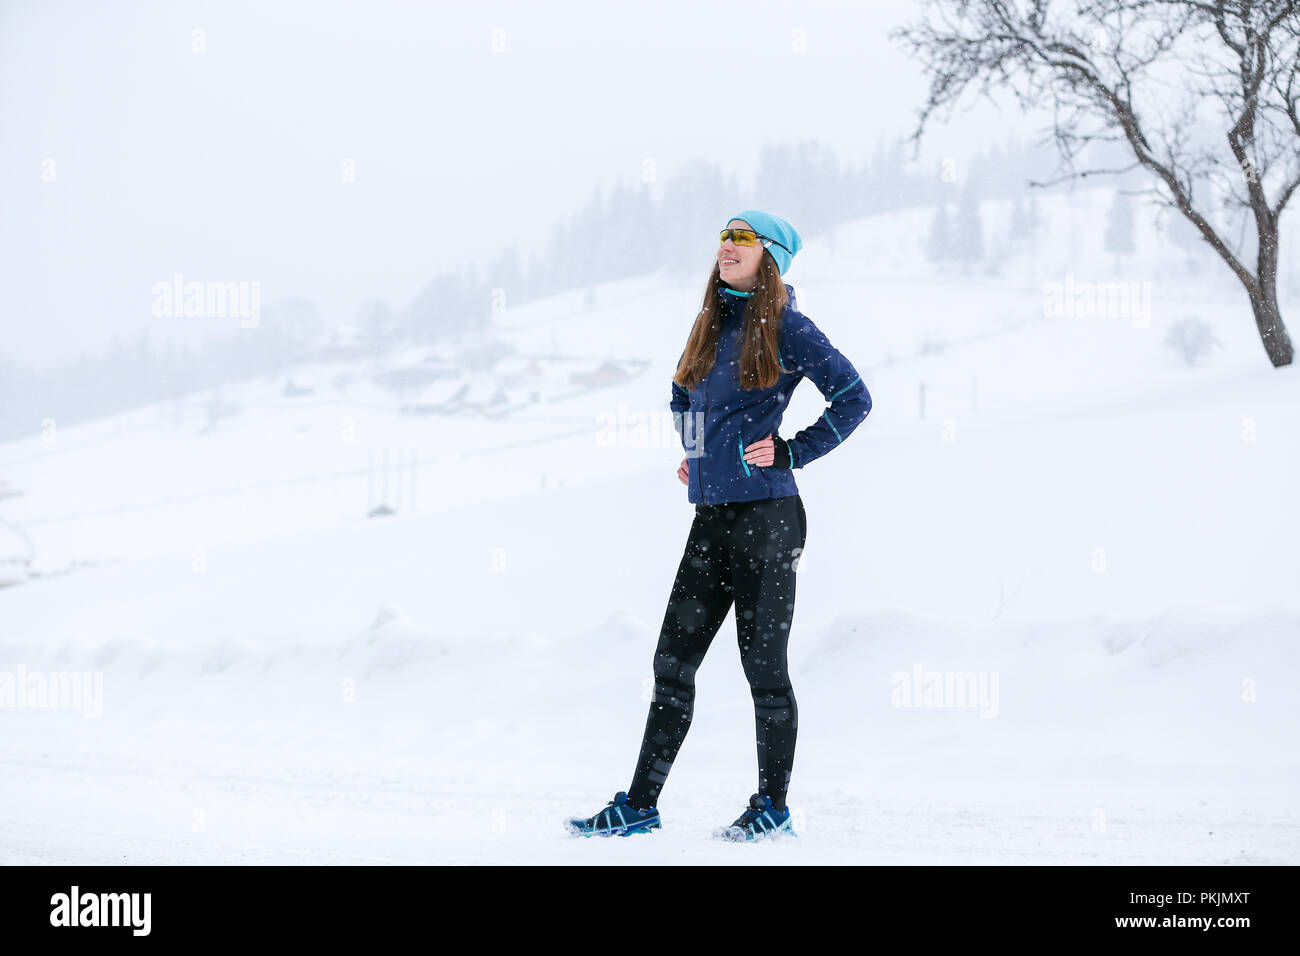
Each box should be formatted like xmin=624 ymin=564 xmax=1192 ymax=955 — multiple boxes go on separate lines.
xmin=627 ymin=494 xmax=807 ymax=812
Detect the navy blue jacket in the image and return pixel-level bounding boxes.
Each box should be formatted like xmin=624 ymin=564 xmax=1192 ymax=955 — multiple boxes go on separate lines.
xmin=671 ymin=283 xmax=872 ymax=505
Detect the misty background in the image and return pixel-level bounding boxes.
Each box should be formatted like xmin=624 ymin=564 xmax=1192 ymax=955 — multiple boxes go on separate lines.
xmin=0 ymin=0 xmax=1109 ymax=441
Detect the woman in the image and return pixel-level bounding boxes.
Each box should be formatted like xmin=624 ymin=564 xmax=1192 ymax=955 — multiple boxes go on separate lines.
xmin=566 ymin=210 xmax=872 ymax=841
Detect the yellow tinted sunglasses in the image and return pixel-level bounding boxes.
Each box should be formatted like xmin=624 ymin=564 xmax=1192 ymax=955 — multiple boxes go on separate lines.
xmin=720 ymin=228 xmax=791 ymax=253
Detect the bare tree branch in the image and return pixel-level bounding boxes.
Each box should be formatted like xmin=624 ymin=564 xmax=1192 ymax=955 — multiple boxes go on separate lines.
xmin=891 ymin=0 xmax=1298 ymax=366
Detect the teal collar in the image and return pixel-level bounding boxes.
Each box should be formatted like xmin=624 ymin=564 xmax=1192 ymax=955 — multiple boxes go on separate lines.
xmin=720 ymin=285 xmax=753 ymax=298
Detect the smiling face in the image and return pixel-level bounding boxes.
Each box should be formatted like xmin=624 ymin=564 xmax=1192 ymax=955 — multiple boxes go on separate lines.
xmin=718 ymin=218 xmax=766 ymax=292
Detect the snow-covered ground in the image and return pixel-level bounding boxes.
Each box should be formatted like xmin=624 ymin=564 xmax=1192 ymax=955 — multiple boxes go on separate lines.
xmin=1 ymin=187 xmax=1298 ymax=863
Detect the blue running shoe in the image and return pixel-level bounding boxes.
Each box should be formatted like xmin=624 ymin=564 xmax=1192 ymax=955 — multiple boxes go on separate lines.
xmin=713 ymin=793 xmax=795 ymax=842
xmin=564 ymin=791 xmax=661 ymax=837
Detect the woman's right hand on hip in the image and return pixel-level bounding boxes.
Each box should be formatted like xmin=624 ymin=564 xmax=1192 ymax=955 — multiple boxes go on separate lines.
xmin=677 ymin=458 xmax=689 ymax=485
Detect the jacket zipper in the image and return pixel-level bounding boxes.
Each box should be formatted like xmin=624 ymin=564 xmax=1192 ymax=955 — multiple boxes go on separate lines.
xmin=695 ymin=374 xmax=708 ymax=502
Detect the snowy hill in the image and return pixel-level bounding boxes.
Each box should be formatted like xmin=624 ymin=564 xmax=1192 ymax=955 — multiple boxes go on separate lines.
xmin=1 ymin=185 xmax=1298 ymax=863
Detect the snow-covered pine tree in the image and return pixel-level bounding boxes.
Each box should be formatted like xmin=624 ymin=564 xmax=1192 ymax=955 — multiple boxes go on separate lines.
xmin=953 ymin=181 xmax=985 ymax=269
xmin=926 ymin=199 xmax=953 ymax=265
xmin=1104 ymin=190 xmax=1136 ymax=269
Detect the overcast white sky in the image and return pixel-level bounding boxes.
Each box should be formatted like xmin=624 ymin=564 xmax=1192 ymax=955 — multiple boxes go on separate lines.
xmin=1 ymin=0 xmax=1025 ymax=367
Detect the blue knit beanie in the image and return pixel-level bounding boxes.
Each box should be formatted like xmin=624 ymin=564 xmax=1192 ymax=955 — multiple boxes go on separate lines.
xmin=725 ymin=209 xmax=803 ymax=275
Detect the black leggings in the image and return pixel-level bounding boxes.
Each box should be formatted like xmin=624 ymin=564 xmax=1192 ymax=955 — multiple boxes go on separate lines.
xmin=628 ymin=494 xmax=807 ymax=812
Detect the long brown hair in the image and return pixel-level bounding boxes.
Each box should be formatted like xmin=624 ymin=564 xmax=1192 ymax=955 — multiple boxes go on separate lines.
xmin=673 ymin=252 xmax=790 ymax=392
